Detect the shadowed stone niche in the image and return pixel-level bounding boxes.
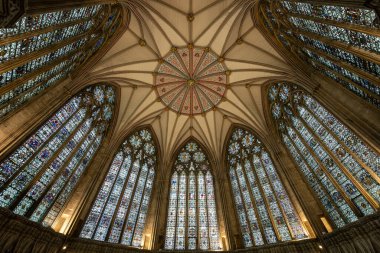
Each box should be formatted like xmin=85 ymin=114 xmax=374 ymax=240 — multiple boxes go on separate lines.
xmin=0 ymin=0 xmax=25 ymax=28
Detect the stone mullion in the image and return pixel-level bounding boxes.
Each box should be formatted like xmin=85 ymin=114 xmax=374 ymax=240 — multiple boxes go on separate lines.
xmin=281 ymin=33 xmax=380 ymax=100
xmin=44 ymin=137 xmax=104 ymax=229
xmin=284 ymin=131 xmax=345 ymax=228
xmin=301 ymin=104 xmax=380 ymax=185
xmin=287 ymin=0 xmax=369 ymax=8
xmin=173 ymin=172 xmax=180 ymax=249
xmin=0 ymin=16 xmax=94 ymax=47
xmin=269 ymin=1 xmax=380 ymax=66
xmin=307 ymin=58 xmax=378 ymax=100
xmin=185 ymin=171 xmax=189 ymax=249
xmin=27 ymin=130 xmax=98 ymax=221
xmin=119 ymin=157 xmax=145 ymax=244
xmin=202 ymin=171 xmax=210 ymax=250
xmin=286 ymin=118 xmax=363 ymax=218
xmin=297 ymin=38 xmax=380 ymax=97
xmin=0 ymin=36 xmax=103 ymax=120
xmin=0 ymin=48 xmax=81 ymax=96
xmin=247 ymin=158 xmax=281 ymax=242
xmin=290 ymin=50 xmax=380 ymax=105
xmin=286 ymin=12 xmax=380 ymax=37
xmin=230 ymin=166 xmax=255 ymax=246
xmin=266 ymin=1 xmax=313 ymax=65
xmin=128 ymin=165 xmax=151 ymax=245
xmin=0 ymin=31 xmax=92 ymax=75
xmin=256 ymin=154 xmax=296 ymax=240
xmin=104 ymin=152 xmax=135 ymax=242
xmin=194 ymin=171 xmax=199 ymax=249
xmin=238 ymin=160 xmax=268 ymax=245
xmin=0 ymin=105 xmax=82 ymax=191
xmin=293 ymin=28 xmax=380 ymax=66
xmin=296 ymin=111 xmax=379 ymax=210
xmin=92 ymin=150 xmax=131 ymax=240
xmin=25 ymin=1 xmax=114 ymax=15
xmin=8 ymin=113 xmax=91 ymax=212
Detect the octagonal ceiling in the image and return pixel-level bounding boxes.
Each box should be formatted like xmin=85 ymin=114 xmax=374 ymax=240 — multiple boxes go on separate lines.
xmin=88 ymin=0 xmax=296 ymax=163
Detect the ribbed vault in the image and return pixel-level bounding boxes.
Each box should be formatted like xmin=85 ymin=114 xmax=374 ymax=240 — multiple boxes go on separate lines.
xmin=87 ymin=0 xmax=294 ymax=162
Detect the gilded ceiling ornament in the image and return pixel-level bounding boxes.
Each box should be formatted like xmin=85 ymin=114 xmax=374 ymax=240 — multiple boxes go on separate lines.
xmin=153 ymin=46 xmax=228 ymax=115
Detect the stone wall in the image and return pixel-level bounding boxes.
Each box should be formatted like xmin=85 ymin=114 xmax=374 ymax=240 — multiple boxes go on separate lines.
xmin=0 ymin=209 xmax=65 ymax=253
xmin=0 ymin=208 xmax=379 ymax=253
xmin=321 ymin=213 xmax=380 ymax=253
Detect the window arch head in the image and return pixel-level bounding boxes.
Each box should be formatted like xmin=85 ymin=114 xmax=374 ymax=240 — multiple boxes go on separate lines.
xmin=80 ymin=127 xmax=157 ymax=247
xmin=260 ymin=1 xmax=380 ymax=108
xmin=0 ymin=4 xmax=123 ymax=120
xmin=0 ymin=84 xmax=116 ymax=226
xmin=165 ymin=140 xmax=221 ymax=251
xmin=227 ymin=127 xmax=308 ymax=248
xmin=268 ymin=81 xmax=380 ymax=229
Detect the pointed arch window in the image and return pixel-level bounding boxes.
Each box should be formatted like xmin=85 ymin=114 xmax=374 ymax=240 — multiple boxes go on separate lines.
xmin=0 ymin=4 xmax=122 ymax=119
xmin=0 ymin=84 xmax=115 ymax=226
xmin=227 ymin=127 xmax=308 ymax=248
xmin=165 ymin=141 xmax=221 ymax=251
xmin=268 ymin=82 xmax=380 ymax=229
xmin=260 ymin=1 xmax=380 ymax=108
xmin=80 ymin=128 xmax=157 ymax=247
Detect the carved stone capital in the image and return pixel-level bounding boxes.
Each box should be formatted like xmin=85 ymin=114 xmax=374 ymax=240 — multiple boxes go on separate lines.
xmin=0 ymin=0 xmax=25 ymax=28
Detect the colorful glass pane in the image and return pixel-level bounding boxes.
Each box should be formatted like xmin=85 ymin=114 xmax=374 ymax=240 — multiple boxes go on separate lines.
xmin=0 ymin=5 xmax=122 ymax=119
xmin=0 ymin=84 xmax=115 ymax=226
xmin=261 ymin=0 xmax=380 ymax=108
xmin=80 ymin=128 xmax=157 ymax=247
xmin=227 ymin=127 xmax=308 ymax=248
xmin=268 ymin=82 xmax=380 ymax=228
xmin=164 ymin=141 xmax=221 ymax=250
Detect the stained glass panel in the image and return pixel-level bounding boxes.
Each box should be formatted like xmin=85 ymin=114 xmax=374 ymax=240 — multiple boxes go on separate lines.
xmin=0 ymin=84 xmax=115 ymax=226
xmin=261 ymin=0 xmax=380 ymax=108
xmin=0 ymin=5 xmax=122 ymax=119
xmin=268 ymin=82 xmax=380 ymax=229
xmin=164 ymin=141 xmax=221 ymax=250
xmin=80 ymin=128 xmax=157 ymax=247
xmin=227 ymin=127 xmax=308 ymax=248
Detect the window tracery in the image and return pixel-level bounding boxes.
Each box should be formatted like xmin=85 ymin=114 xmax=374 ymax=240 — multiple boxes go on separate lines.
xmin=260 ymin=1 xmax=380 ymax=108
xmin=165 ymin=141 xmax=220 ymax=250
xmin=0 ymin=84 xmax=115 ymax=227
xmin=227 ymin=127 xmax=308 ymax=248
xmin=0 ymin=5 xmax=122 ymax=119
xmin=80 ymin=128 xmax=156 ymax=247
xmin=268 ymin=82 xmax=380 ymax=229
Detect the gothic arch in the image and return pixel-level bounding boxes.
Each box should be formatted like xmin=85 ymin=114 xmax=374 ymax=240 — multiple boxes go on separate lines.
xmin=0 ymin=3 xmax=127 ymax=123
xmin=265 ymin=81 xmax=380 ymax=231
xmin=0 ymin=83 xmax=117 ymax=227
xmin=162 ymin=138 xmax=226 ymax=250
xmin=224 ymin=125 xmax=313 ymax=248
xmin=78 ymin=126 xmax=159 ymax=247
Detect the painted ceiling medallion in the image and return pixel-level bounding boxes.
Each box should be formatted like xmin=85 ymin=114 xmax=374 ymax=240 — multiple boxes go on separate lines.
xmin=154 ymin=46 xmax=228 ymax=115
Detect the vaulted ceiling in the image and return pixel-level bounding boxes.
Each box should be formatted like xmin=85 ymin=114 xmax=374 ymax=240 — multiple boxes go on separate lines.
xmin=88 ymin=0 xmax=295 ymax=162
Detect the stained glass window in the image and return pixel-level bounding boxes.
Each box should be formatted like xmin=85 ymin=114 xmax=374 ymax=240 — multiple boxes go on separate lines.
xmin=260 ymin=1 xmax=380 ymax=108
xmin=227 ymin=127 xmax=308 ymax=248
xmin=164 ymin=141 xmax=221 ymax=250
xmin=268 ymin=82 xmax=380 ymax=229
xmin=80 ymin=128 xmax=157 ymax=247
xmin=0 ymin=5 xmax=122 ymax=119
xmin=0 ymin=84 xmax=115 ymax=227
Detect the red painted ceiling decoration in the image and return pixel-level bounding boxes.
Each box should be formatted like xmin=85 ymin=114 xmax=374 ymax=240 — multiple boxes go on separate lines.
xmin=154 ymin=46 xmax=228 ymax=115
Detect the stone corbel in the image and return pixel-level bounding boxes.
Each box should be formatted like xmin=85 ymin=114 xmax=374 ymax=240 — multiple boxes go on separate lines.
xmin=0 ymin=0 xmax=26 ymax=28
